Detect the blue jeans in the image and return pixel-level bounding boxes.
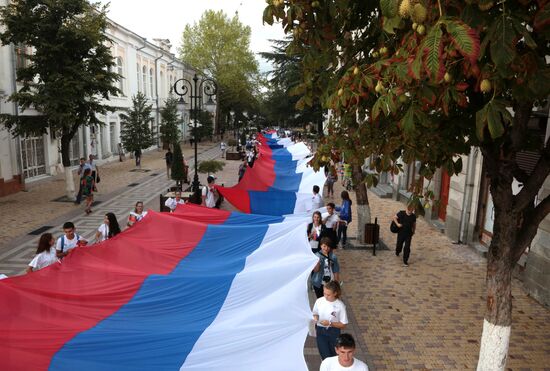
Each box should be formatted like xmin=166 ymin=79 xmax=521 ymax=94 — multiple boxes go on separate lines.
xmin=316 ymin=325 xmax=340 ymax=359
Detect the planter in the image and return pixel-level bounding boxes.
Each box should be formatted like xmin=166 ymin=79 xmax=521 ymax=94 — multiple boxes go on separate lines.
xmin=226 ymin=151 xmax=242 ymax=160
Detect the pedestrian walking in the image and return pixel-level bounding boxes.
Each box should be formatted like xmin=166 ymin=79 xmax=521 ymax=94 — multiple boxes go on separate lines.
xmin=320 ymin=334 xmax=369 ymax=371
xmin=134 ymin=148 xmax=142 ymax=168
xmin=56 ymin=222 xmax=87 ymax=259
xmin=87 ymin=154 xmax=99 ymax=191
xmin=118 ymin=143 xmax=125 ymax=162
xmin=220 ymin=141 xmax=226 ymax=158
xmin=74 ymin=157 xmax=89 ymax=204
xmin=165 ymin=148 xmax=173 ymax=179
xmin=312 ymin=237 xmax=341 ymax=299
xmin=325 ymin=166 xmax=337 ymax=198
xmin=313 ymin=280 xmax=348 ymax=360
xmin=95 ymin=213 xmax=121 ymax=242
xmin=26 ymin=233 xmax=58 ymax=273
xmin=127 ymin=201 xmax=148 ymax=227
xmin=81 ymin=168 xmax=95 ymax=215
xmin=393 ymin=204 xmax=417 ymax=267
xmin=336 ymin=191 xmax=352 ymax=248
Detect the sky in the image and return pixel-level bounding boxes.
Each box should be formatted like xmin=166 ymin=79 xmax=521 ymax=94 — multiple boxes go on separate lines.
xmin=97 ymin=0 xmax=287 ymax=73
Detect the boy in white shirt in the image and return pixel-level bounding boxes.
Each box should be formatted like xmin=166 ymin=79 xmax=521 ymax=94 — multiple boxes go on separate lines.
xmin=320 ymin=334 xmax=369 ymax=371
xmin=202 ymin=176 xmax=218 ymax=208
xmin=311 ymin=185 xmax=324 ymax=211
xmin=56 ymin=222 xmax=87 ymax=258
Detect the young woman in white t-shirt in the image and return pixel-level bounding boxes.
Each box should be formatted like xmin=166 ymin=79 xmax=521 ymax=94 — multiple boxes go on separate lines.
xmin=95 ymin=213 xmax=121 ymax=242
xmin=313 ymin=280 xmax=348 ymax=360
xmin=26 ymin=233 xmax=59 ymax=273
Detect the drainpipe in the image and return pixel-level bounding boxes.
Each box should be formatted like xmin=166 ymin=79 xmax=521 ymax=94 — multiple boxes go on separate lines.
xmin=154 ymin=53 xmax=163 ymax=148
xmin=458 ymin=147 xmax=478 ymax=244
xmin=10 ymin=44 xmax=26 ymax=191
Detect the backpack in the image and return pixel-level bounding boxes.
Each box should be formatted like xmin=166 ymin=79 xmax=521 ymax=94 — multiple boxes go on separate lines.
xmin=390 ymin=221 xmax=400 ymax=233
xmin=59 ymin=234 xmax=80 ymax=252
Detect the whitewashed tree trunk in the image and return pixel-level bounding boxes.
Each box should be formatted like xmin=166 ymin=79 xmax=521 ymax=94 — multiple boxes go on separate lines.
xmin=64 ymin=165 xmax=75 ymax=200
xmin=356 ymin=203 xmax=371 ymax=244
xmin=477 ymin=320 xmax=510 ymax=371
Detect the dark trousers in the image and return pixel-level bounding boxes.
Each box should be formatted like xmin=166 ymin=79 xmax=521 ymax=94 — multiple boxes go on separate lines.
xmin=75 ymin=181 xmax=83 ymax=204
xmin=316 ymin=326 xmax=341 ymax=359
xmin=396 ymin=232 xmax=413 ymax=264
xmin=337 ymin=223 xmax=348 ymax=245
xmin=313 ymin=285 xmax=324 ymax=299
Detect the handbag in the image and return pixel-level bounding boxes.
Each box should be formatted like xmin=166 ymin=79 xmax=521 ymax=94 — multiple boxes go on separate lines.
xmin=96 ymin=174 xmax=101 ymax=183
xmin=390 ymin=220 xmax=400 ymax=233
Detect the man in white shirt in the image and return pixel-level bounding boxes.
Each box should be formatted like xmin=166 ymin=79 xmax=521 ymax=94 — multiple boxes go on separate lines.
xmin=165 ymin=191 xmax=185 ymax=212
xmin=202 ymin=175 xmax=218 ymax=208
xmin=311 ymin=185 xmax=324 ymax=211
xmin=320 ymin=334 xmax=368 ymax=371
xmin=323 ymin=203 xmax=340 ymax=245
xmin=56 ymin=221 xmax=87 ymax=258
xmin=220 ymin=141 xmax=227 ymax=158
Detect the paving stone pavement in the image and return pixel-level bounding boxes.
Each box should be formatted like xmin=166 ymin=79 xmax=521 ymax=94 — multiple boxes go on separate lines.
xmin=324 ymin=180 xmax=550 ymax=371
xmin=0 ymin=144 xmax=222 ymax=276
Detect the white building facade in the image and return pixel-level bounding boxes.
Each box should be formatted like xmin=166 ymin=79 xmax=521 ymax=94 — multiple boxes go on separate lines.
xmin=0 ymin=5 xmax=200 ymax=196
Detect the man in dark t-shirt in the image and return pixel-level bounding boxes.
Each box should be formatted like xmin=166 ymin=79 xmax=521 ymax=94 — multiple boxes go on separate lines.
xmin=393 ymin=204 xmax=417 ymax=267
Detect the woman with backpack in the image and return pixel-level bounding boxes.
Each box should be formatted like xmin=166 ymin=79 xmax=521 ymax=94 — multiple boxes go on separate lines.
xmin=311 ymin=237 xmax=341 ymax=299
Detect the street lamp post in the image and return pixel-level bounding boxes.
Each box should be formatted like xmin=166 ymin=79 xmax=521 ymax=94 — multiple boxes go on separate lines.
xmin=173 ymin=74 xmax=217 ymax=200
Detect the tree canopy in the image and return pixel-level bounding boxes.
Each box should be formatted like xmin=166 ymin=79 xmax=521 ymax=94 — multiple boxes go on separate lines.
xmin=159 ymin=97 xmax=181 ymax=148
xmin=264 ymin=0 xmax=550 ymax=369
xmin=179 ymin=10 xmax=261 ymax=132
xmin=120 ymin=92 xmax=155 ymax=155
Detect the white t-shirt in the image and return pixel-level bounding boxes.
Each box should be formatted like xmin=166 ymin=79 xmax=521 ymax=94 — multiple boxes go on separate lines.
xmin=165 ymin=197 xmax=185 ymax=212
xmin=220 ymin=142 xmax=226 ymax=150
xmin=320 ymin=356 xmax=369 ymax=371
xmin=324 ymin=213 xmax=340 ymax=229
xmin=28 ymin=247 xmax=59 ymax=271
xmin=312 ymin=297 xmax=348 ymax=328
xmin=55 ymin=234 xmax=81 ymax=253
xmin=202 ymin=186 xmax=216 ymax=208
xmin=97 ymin=223 xmax=109 ymax=241
xmin=312 ymin=193 xmax=324 ymax=210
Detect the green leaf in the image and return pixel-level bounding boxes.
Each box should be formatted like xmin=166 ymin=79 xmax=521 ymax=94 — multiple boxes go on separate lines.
xmin=407 ymin=49 xmax=423 ymax=80
xmin=512 ymin=18 xmax=537 ymax=49
xmin=401 ymin=105 xmax=415 ymax=136
xmin=423 ymin=26 xmax=444 ymax=82
xmin=383 ymin=16 xmax=402 ymax=34
xmin=490 ymin=17 xmax=516 ymax=69
xmin=444 ymin=20 xmax=480 ymax=64
xmin=475 ymin=104 xmax=488 ymax=141
xmin=486 ymin=102 xmax=504 ymax=139
xmin=380 ymin=0 xmax=399 ymax=17
xmin=372 ymin=97 xmax=383 ymax=120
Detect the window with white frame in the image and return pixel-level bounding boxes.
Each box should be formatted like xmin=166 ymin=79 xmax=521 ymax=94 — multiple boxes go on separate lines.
xmin=116 ymin=57 xmax=124 ymax=94
xmin=149 ymin=68 xmax=154 ymax=98
xmin=136 ymin=63 xmax=141 ymax=92
xmin=160 ymin=71 xmax=164 ymax=99
xmin=142 ymin=65 xmax=148 ymax=97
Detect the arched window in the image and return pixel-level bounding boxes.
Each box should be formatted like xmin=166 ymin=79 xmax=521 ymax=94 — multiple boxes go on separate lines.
xmin=149 ymin=68 xmax=154 ymax=98
xmin=142 ymin=65 xmax=148 ymax=96
xmin=136 ymin=63 xmax=141 ymax=92
xmin=117 ymin=57 xmax=124 ymax=94
xmin=160 ymin=71 xmax=164 ymax=99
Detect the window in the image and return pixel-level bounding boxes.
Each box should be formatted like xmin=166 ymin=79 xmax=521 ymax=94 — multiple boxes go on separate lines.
xmin=160 ymin=72 xmax=164 ymax=99
xmin=116 ymin=57 xmax=124 ymax=94
xmin=15 ymin=43 xmax=31 ymax=70
xmin=149 ymin=68 xmax=154 ymax=98
xmin=142 ymin=65 xmax=148 ymax=96
xmin=136 ymin=63 xmax=141 ymax=92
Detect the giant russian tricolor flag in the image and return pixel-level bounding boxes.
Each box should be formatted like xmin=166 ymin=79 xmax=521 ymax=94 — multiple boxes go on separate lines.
xmin=217 ymin=134 xmax=326 ymax=216
xmin=0 ymin=210 xmax=317 ymax=370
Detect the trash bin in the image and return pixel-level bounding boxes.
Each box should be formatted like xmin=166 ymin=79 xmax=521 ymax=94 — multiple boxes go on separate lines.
xmin=364 ymin=217 xmax=380 ymax=256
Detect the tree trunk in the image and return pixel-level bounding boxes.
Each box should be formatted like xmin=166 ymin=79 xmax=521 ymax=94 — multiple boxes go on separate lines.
xmin=60 ymin=134 xmax=76 ymax=200
xmin=477 ymin=187 xmax=515 ymax=371
xmin=352 ymin=163 xmax=370 ymax=244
